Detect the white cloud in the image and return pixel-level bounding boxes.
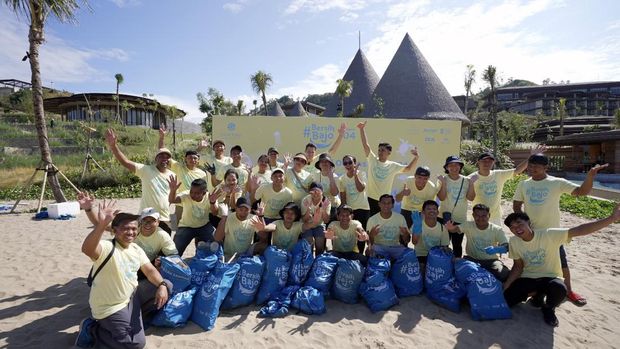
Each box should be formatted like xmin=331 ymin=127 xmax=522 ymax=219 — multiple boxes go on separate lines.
xmin=151 ymin=93 xmax=204 ymax=124
xmin=223 ymin=0 xmax=249 ymax=13
xmin=0 ymin=11 xmax=129 ymax=85
xmin=109 ymin=0 xmax=141 ymax=8
xmin=284 ymin=0 xmax=367 ymax=15
xmin=363 ymin=0 xmax=620 ymax=95
xmin=339 ymin=12 xmax=359 ymax=22
xmin=276 ymin=63 xmax=343 ymax=98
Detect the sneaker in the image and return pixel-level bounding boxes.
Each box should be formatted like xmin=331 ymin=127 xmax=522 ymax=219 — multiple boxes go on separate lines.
xmin=567 ymin=291 xmax=587 ymax=307
xmin=75 ymin=317 xmax=96 ymax=348
xmin=541 ymin=307 xmax=559 ymax=327
xmin=529 ymin=293 xmax=544 ymax=308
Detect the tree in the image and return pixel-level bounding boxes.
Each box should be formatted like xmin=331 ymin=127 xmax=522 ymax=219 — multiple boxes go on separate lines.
xmin=463 ymin=64 xmax=476 ymax=116
xmin=5 ymin=0 xmax=89 ymax=202
xmin=335 ymin=79 xmax=353 ymax=117
xmin=236 ymin=100 xmax=244 ymax=115
xmin=556 ymin=97 xmax=567 ymax=136
xmin=252 ymin=100 xmax=257 ymax=115
xmin=482 ymin=65 xmax=499 ymax=158
xmin=353 ymin=103 xmax=365 ymax=117
xmin=114 ymin=73 xmax=123 ymax=124
xmin=165 ymin=105 xmax=181 ymax=152
xmin=250 ymin=70 xmax=272 ymax=115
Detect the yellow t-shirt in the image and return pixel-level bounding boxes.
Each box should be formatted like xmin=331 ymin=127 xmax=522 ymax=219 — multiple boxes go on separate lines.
xmin=513 ymin=176 xmax=578 ymax=229
xmin=170 ymin=159 xmax=208 ymax=194
xmin=367 ymin=212 xmax=407 ymax=247
xmin=401 ymin=178 xmax=439 ymax=212
xmin=303 ymin=162 xmax=320 ymax=175
xmin=338 ymin=172 xmax=370 ymax=210
xmin=439 ymin=175 xmax=470 ymax=224
xmin=272 ymin=220 xmax=303 ymax=251
xmin=301 ymin=194 xmax=332 ymax=217
xmin=201 ymin=153 xmax=232 ymax=191
xmin=366 ymin=150 xmax=406 ymax=200
xmin=471 ymin=169 xmax=514 ymax=225
xmin=509 ymin=228 xmax=570 ymax=278
xmin=216 ymin=164 xmax=250 ymax=190
xmin=414 ymin=220 xmax=450 ymax=257
xmin=459 ymin=221 xmax=508 ymax=260
xmin=329 ymin=220 xmax=363 ymax=253
xmin=251 ymin=168 xmax=273 ymax=186
xmin=135 ymin=228 xmax=178 ymax=262
xmin=255 ymin=184 xmax=294 ymax=219
xmin=89 ymin=240 xmax=150 ymax=320
xmin=178 ymin=194 xmax=211 ymax=228
xmin=285 ymin=168 xmax=312 ymax=205
xmin=310 ymin=171 xmax=341 ymax=207
xmin=223 ymin=213 xmax=256 ymax=257
xmin=134 ymin=163 xmax=172 ymax=222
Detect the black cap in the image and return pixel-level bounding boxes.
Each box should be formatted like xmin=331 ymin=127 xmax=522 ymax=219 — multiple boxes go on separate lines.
xmin=111 ymin=212 xmax=140 ymax=228
xmin=478 ymin=152 xmax=495 ymax=161
xmin=443 ymin=155 xmax=464 ymax=169
xmin=315 ymin=153 xmax=335 ymax=169
xmin=279 ymin=201 xmax=301 ymax=219
xmin=415 ymin=166 xmax=431 ymax=177
xmin=337 ymin=204 xmax=354 ymax=215
xmin=231 ymin=145 xmax=242 ymax=153
xmin=268 ymin=147 xmax=279 ymax=155
xmin=528 ymin=153 xmax=549 ymax=166
xmin=235 ymin=197 xmax=251 ymax=209
xmin=308 ymin=181 xmax=323 ymax=192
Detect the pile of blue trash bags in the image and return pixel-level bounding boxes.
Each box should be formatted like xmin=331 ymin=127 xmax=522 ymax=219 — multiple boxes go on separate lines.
xmin=153 ymin=243 xmax=511 ymax=331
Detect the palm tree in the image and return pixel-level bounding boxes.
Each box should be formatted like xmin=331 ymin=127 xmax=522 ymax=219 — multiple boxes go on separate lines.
xmin=250 ymin=70 xmax=272 ymax=115
xmin=114 ymin=73 xmax=123 ymax=124
xmin=335 ymin=79 xmax=353 ymax=117
xmin=463 ymin=64 xmax=476 ymax=116
xmin=557 ymin=98 xmax=567 ymax=136
xmin=482 ymin=65 xmax=498 ymax=158
xmin=5 ymin=0 xmax=88 ymax=203
xmin=252 ymin=99 xmax=257 ymax=115
xmin=236 ymin=99 xmax=244 ymax=115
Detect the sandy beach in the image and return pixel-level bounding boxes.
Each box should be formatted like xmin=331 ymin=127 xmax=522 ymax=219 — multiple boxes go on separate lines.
xmin=0 ymin=199 xmax=618 ymax=349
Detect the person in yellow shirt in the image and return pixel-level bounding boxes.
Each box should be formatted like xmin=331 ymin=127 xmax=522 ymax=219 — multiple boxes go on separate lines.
xmin=200 ymin=139 xmax=232 ymax=189
xmin=251 ymin=154 xmax=273 ymax=186
xmin=502 ymin=204 xmax=619 ymax=327
xmin=267 ymin=147 xmax=283 ymax=170
xmin=105 ymin=128 xmax=174 ymax=234
xmin=301 ymin=182 xmax=332 ymax=255
xmin=302 ymin=123 xmax=346 ymax=172
xmin=367 ymin=194 xmax=410 ymax=260
xmin=250 ymin=168 xmax=293 ymax=224
xmin=135 ymin=208 xmax=178 ymax=265
xmin=211 ymin=169 xmax=244 ymax=229
xmin=214 ymin=145 xmax=252 ymax=193
xmin=339 ymin=155 xmax=370 ymax=254
xmin=437 ymin=155 xmax=478 ymax=258
xmin=76 ymin=200 xmax=170 ymax=349
xmin=214 ymin=197 xmax=265 ymax=262
xmin=445 ymin=204 xmax=510 ymax=282
xmin=513 ymin=153 xmax=609 ymax=306
xmin=396 ymin=166 xmax=438 ymax=235
xmin=251 ymin=202 xmax=312 ymax=251
xmin=168 ymin=176 xmax=220 ymax=257
xmin=283 ymin=153 xmax=313 ymax=205
xmin=412 ymin=200 xmax=450 ymax=272
xmin=311 ymin=153 xmax=341 ymax=221
xmin=356 ymin=121 xmax=419 ymax=217
xmin=325 ymin=205 xmax=369 ymax=264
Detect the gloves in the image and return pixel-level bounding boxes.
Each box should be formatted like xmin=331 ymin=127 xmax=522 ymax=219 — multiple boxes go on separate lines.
xmin=484 ymin=245 xmax=508 ymax=255
xmin=202 ymin=162 xmax=216 ymax=175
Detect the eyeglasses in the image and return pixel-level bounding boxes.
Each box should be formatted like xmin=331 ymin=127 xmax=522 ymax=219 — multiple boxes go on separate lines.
xmin=343 ymin=161 xmax=353 ymax=165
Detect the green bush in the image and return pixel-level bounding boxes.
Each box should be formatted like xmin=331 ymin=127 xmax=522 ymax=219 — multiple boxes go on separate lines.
xmin=460 ymin=140 xmax=514 ymax=169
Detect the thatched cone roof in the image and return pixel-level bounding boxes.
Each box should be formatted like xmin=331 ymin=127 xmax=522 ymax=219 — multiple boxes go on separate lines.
xmin=288 ymin=101 xmax=308 ymax=117
xmin=365 ymin=33 xmax=468 ymax=124
xmin=268 ymin=101 xmax=286 ymax=116
xmin=324 ymin=49 xmax=380 ymax=117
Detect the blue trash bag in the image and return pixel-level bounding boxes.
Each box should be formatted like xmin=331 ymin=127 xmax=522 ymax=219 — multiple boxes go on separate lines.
xmin=160 ymin=255 xmax=192 ymax=294
xmin=455 ymin=259 xmax=512 ymax=321
xmin=256 ymin=246 xmax=292 ymax=305
xmin=191 ymin=262 xmax=240 ymax=331
xmin=291 ymin=286 xmax=326 ymax=315
xmin=390 ymin=248 xmax=424 ymax=297
xmin=287 ymin=240 xmax=315 ymax=286
xmin=196 ymin=241 xmax=224 ymax=260
xmin=221 ymin=256 xmax=265 ymax=309
xmin=425 ymin=246 xmax=466 ymax=312
xmin=188 ymin=254 xmax=219 ymax=287
xmin=258 ymin=285 xmax=300 ymax=318
xmin=331 ymin=258 xmax=365 ymax=304
xmin=359 ymin=257 xmax=399 ymax=313
xmin=304 ymin=253 xmax=339 ymax=296
xmin=151 ymin=287 xmax=197 ymax=328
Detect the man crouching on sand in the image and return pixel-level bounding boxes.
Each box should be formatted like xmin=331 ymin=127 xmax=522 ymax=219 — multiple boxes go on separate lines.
xmin=75 ymin=200 xmax=172 ymax=349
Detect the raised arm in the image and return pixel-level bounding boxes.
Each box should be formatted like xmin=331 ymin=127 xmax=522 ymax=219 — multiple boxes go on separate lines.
xmin=436 ymin=175 xmax=447 ymax=201
xmin=466 ymin=174 xmax=478 ymax=201
xmin=327 ymin=123 xmax=347 ymax=155
xmin=402 ymin=147 xmax=419 ymax=173
xmin=356 ymin=121 xmax=370 ymax=157
xmin=105 ymin=129 xmax=136 ymax=173
xmin=77 ymin=191 xmax=100 ymax=227
xmin=81 ymin=199 xmax=119 ymax=260
xmin=353 ymin=164 xmax=365 ymax=192
xmin=167 ymin=174 xmax=182 ymax=204
xmin=327 ymin=168 xmax=339 ymax=197
xmin=214 ymin=215 xmax=228 ymax=242
xmin=572 ymin=163 xmax=609 ymax=196
xmin=395 ymin=183 xmax=410 ymax=203
xmin=158 ymin=125 xmax=166 ymax=149
xmin=568 ymin=203 xmax=619 ymax=238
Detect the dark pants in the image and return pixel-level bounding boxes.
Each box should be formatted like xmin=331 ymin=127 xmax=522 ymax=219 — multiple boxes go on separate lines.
xmin=173 ymin=223 xmax=215 ymax=257
xmin=92 ymin=291 xmax=146 ymax=349
xmin=504 ymin=277 xmax=567 ymax=309
xmin=368 ymin=197 xmax=380 ymax=217
xmin=463 ymin=256 xmax=511 ymax=282
xmin=330 ymin=251 xmax=368 ymax=266
xmin=353 ymin=209 xmax=369 ymax=254
xmin=449 ymin=232 xmax=464 ymax=258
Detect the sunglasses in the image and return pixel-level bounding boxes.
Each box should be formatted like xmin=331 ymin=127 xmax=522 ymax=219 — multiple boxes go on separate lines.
xmin=343 ymin=161 xmax=353 ymax=165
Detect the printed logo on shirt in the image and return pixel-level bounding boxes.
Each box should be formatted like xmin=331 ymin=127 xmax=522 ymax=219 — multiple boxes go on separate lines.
xmin=336 ymin=230 xmax=356 ymax=250
xmin=192 ymin=204 xmax=208 ymax=220
xmin=472 ymin=237 xmax=493 ymax=254
xmin=423 ymin=235 xmax=441 ymax=250
xmin=522 ymin=248 xmax=546 ymax=266
xmin=233 ymin=227 xmax=253 ymax=246
xmin=525 ymin=186 xmax=550 ymax=205
xmin=379 ymin=225 xmax=398 ymax=242
xmin=119 ymin=257 xmax=141 ymax=281
xmin=479 ymin=181 xmax=498 ymax=198
xmin=373 ymin=165 xmax=391 ymax=181
xmin=344 ymin=181 xmax=360 ymax=201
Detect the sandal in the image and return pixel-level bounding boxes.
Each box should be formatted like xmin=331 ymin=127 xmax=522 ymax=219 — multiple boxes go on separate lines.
xmin=567 ymin=291 xmax=587 ymax=307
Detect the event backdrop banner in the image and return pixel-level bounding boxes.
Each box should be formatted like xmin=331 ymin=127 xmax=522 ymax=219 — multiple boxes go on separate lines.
xmin=213 ymin=116 xmax=462 ymax=192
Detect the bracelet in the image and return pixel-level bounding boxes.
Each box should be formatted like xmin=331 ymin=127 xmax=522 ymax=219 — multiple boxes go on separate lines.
xmin=158 ymin=280 xmax=169 ymax=291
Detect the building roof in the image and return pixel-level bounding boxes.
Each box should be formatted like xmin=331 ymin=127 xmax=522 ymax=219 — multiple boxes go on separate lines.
xmin=544 ymin=129 xmax=620 ymax=145
xmin=288 ymin=101 xmax=308 ymax=117
xmin=497 ymin=81 xmax=620 ymax=93
xmin=365 ymin=34 xmax=468 ymax=123
xmin=268 ymin=101 xmax=286 ymax=116
xmin=43 ymin=93 xmax=186 ymax=116
xmin=324 ymin=49 xmax=380 ymax=117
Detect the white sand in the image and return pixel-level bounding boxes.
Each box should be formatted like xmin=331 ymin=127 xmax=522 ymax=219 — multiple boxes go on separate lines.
xmin=0 ymin=199 xmax=618 ymax=348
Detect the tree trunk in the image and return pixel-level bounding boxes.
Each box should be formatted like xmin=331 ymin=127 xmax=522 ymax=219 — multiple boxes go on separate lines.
xmin=261 ymin=91 xmax=267 ymax=116
xmin=29 ymin=3 xmax=66 ymax=202
xmin=340 ymin=96 xmax=345 ymax=117
xmin=491 ymin=91 xmax=498 ymax=158
xmin=116 ymin=83 xmax=121 ymax=124
xmin=464 ymin=92 xmax=471 ymax=138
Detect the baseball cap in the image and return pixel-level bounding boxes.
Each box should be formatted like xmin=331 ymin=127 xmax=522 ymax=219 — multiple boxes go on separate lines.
xmin=213 ymin=139 xmax=225 ymax=146
xmin=111 ymin=212 xmax=140 ymax=228
xmin=415 ymin=166 xmax=431 ymax=177
xmin=139 ymin=207 xmax=160 ymax=221
xmin=478 ymin=152 xmax=496 ymax=161
xmin=528 ymin=153 xmax=549 ymax=166
xmin=156 ymin=148 xmax=172 ymax=158
xmin=293 ymin=153 xmax=308 ymax=163
xmin=235 ymin=197 xmax=251 ymax=209
xmin=309 ymin=181 xmax=323 ymax=192
xmin=268 ymin=147 xmax=279 ymax=155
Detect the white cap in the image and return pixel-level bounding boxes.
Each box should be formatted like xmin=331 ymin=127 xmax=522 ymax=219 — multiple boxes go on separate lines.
xmin=139 ymin=207 xmax=160 ymax=221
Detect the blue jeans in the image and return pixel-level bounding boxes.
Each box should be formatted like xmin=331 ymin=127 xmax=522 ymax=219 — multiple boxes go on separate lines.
xmin=302 ymin=224 xmax=326 ymax=238
xmin=174 ymin=223 xmax=215 ymax=257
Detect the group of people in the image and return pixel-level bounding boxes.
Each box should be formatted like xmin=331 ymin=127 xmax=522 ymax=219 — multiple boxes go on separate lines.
xmin=75 ymin=121 xmax=618 ymax=348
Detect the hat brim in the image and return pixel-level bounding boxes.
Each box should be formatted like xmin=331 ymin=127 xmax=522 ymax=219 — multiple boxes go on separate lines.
xmin=443 ymin=160 xmax=464 ymax=169
xmin=315 ymin=159 xmax=335 ymax=169
xmin=293 ymin=156 xmax=307 ymax=164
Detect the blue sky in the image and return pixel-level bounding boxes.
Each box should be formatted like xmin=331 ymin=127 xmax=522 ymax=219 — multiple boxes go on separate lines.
xmin=1 ymin=0 xmax=619 ymax=122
